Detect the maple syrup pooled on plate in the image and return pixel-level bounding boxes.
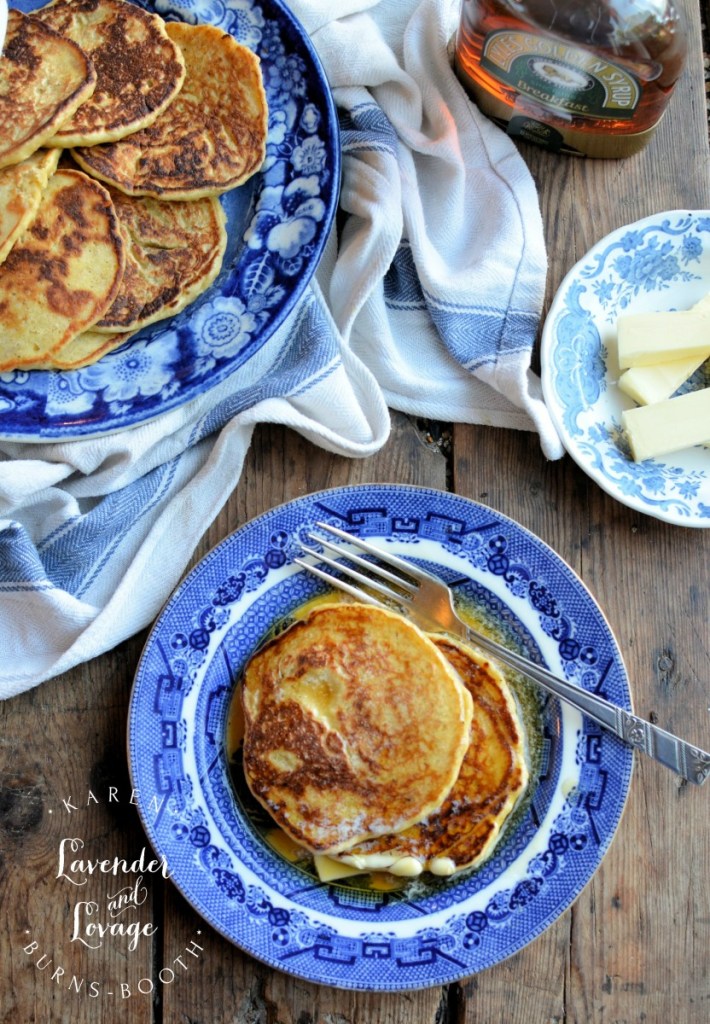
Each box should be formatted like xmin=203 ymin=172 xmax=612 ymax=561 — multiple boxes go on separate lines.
xmin=454 ymin=0 xmax=687 ymax=157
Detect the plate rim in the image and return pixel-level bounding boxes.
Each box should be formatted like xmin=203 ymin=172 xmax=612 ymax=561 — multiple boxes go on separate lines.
xmin=540 ymin=207 xmax=710 ymax=528
xmin=127 ymin=483 xmax=634 ymax=991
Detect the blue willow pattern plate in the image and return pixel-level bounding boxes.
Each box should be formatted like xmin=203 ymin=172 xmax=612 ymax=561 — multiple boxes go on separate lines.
xmin=0 ymin=0 xmax=339 ymax=441
xmin=128 ymin=484 xmax=633 ymax=991
xmin=541 ymin=210 xmax=710 ymax=528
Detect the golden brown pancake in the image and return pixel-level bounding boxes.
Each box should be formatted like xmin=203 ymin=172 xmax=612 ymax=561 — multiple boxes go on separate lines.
xmin=72 ymin=21 xmax=268 ymax=200
xmin=241 ymin=604 xmax=474 ymax=855
xmin=23 ymin=327 xmax=135 ymax=370
xmin=327 ymin=636 xmax=529 ymax=878
xmin=0 ymin=168 xmax=125 ymax=371
xmin=0 ymin=9 xmax=96 ymax=169
xmin=35 ymin=0 xmax=186 ymax=147
xmin=0 ymin=148 xmax=61 ymax=266
xmin=93 ymin=187 xmax=227 ymax=333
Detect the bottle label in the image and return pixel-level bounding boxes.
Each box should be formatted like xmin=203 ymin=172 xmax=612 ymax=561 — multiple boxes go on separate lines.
xmin=505 ymin=115 xmax=574 ymax=153
xmin=481 ymin=30 xmax=641 ymax=120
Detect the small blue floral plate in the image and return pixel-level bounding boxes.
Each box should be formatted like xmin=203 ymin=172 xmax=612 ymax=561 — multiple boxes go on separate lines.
xmin=128 ymin=484 xmax=633 ymax=991
xmin=1 ymin=0 xmax=339 ymax=441
xmin=541 ymin=210 xmax=710 ymax=527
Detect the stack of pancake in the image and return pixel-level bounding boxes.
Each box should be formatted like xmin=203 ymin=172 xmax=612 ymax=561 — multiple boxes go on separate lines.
xmin=0 ymin=0 xmax=268 ymax=371
xmin=240 ymin=602 xmax=529 ymax=882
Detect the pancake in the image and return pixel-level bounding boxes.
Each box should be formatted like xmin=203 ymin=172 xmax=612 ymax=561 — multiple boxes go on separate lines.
xmin=0 ymin=148 xmax=61 ymax=266
xmin=0 ymin=9 xmax=96 ymax=169
xmin=241 ymin=603 xmax=474 ymax=855
xmin=23 ymin=327 xmax=135 ymax=370
xmin=325 ymin=636 xmax=529 ymax=879
xmin=35 ymin=0 xmax=186 ymax=148
xmin=0 ymin=167 xmax=125 ymax=371
xmin=72 ymin=21 xmax=268 ymax=200
xmin=93 ymin=188 xmax=227 ymax=333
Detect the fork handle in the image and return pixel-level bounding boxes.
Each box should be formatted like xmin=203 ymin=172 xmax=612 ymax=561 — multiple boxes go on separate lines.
xmin=459 ymin=625 xmax=710 ymax=786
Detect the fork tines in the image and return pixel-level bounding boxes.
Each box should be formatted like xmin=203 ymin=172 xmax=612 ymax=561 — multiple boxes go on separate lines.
xmin=311 ymin=521 xmax=427 ymax=583
xmin=294 ymin=521 xmax=421 ymax=609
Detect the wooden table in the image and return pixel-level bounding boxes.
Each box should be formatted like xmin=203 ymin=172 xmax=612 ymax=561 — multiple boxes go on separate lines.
xmin=2 ymin=1 xmax=709 ymax=1021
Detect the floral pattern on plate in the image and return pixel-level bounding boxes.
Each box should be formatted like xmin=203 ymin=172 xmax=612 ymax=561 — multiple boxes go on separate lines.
xmin=0 ymin=0 xmax=339 ymax=440
xmin=541 ymin=211 xmax=710 ymax=527
xmin=128 ymin=484 xmax=633 ymax=991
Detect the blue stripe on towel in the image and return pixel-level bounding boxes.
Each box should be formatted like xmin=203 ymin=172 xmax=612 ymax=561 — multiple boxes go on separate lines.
xmin=340 ymin=102 xmax=399 ymax=156
xmin=385 ymin=241 xmax=538 ymax=369
xmin=0 ymin=292 xmax=344 ymax=601
xmin=38 ymin=457 xmax=181 ymax=598
xmin=0 ymin=523 xmax=52 ymax=588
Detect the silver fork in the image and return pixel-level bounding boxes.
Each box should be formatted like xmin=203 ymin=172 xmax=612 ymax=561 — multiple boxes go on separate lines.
xmin=294 ymin=521 xmax=710 ymax=786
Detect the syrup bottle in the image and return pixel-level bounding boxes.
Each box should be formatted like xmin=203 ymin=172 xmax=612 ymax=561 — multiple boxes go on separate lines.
xmin=454 ymin=0 xmax=687 ymax=157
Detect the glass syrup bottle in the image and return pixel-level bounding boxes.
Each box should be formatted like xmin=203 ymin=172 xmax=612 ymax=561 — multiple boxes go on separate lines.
xmin=454 ymin=0 xmax=687 ymax=157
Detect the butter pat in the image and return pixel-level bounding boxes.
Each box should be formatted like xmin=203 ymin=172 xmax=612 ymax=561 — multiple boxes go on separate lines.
xmin=618 ymin=352 xmax=710 ymax=405
xmin=313 ymin=854 xmax=365 ymax=883
xmin=617 ymin=293 xmax=710 ymax=403
xmin=622 ymin=388 xmax=710 ymax=461
xmin=617 ymin=311 xmax=710 ymax=368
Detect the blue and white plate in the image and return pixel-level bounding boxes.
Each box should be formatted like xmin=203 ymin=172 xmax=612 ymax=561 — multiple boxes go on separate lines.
xmin=541 ymin=210 xmax=710 ymax=528
xmin=128 ymin=484 xmax=633 ymax=991
xmin=0 ymin=0 xmax=339 ymax=441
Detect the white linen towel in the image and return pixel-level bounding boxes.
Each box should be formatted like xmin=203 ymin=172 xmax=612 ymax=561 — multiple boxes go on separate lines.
xmin=0 ymin=0 xmax=563 ymax=698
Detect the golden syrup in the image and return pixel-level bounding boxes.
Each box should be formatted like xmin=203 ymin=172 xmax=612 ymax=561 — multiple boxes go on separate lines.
xmin=454 ymin=0 xmax=687 ymax=157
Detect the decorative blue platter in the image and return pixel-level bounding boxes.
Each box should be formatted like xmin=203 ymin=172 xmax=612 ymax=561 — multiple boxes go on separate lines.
xmin=128 ymin=484 xmax=634 ymax=991
xmin=0 ymin=0 xmax=339 ymax=441
xmin=541 ymin=210 xmax=710 ymax=528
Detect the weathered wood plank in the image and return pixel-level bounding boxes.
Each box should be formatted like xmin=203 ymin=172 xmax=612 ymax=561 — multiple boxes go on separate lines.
xmin=159 ymin=412 xmax=450 ymax=1023
xmin=566 ymin=494 xmax=710 ymax=1024
xmin=453 ymin=427 xmax=709 ymax=1023
xmin=452 ymin=2 xmax=710 ymax=1020
xmin=0 ymin=639 xmax=155 ymax=1024
xmin=451 ymin=426 xmax=580 ymax=1024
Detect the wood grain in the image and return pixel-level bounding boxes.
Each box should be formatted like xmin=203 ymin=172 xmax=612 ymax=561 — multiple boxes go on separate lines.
xmin=453 ymin=3 xmax=710 ymax=1020
xmin=0 ymin=637 xmax=154 ymax=1024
